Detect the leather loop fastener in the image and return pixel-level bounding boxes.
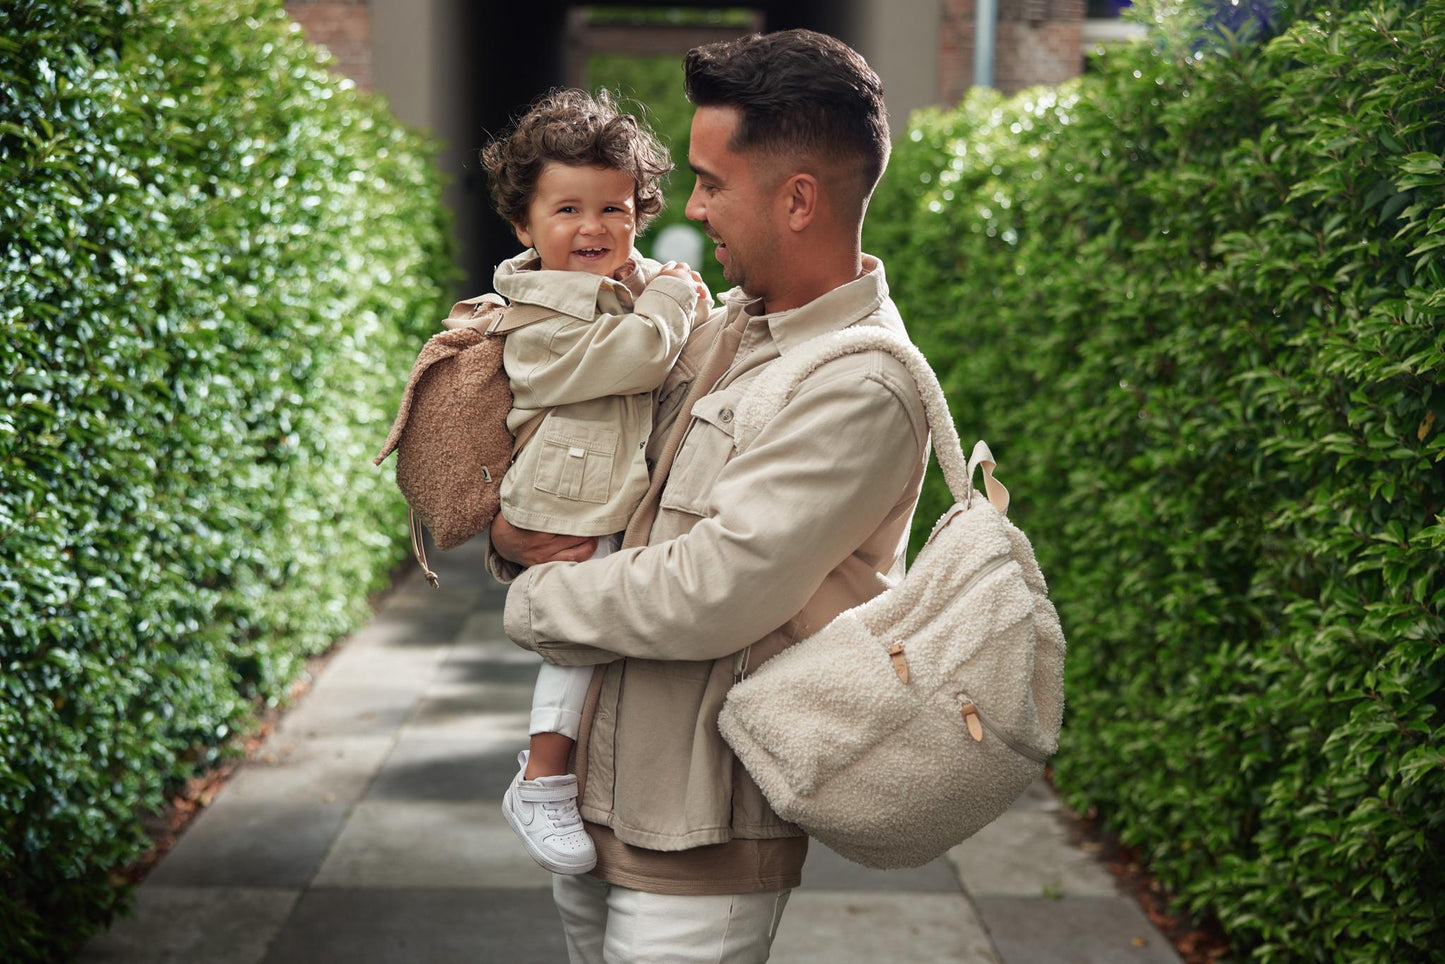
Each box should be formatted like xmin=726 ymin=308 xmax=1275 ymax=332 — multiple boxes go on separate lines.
xmin=960 ymin=702 xmax=985 ymax=742
xmin=888 ymin=643 xmax=910 ymax=684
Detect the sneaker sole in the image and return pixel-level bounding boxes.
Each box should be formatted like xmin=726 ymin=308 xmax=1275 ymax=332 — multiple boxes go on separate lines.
xmin=502 ymin=790 xmax=598 ymax=875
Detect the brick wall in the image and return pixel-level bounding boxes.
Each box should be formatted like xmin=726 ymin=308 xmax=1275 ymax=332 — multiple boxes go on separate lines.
xmin=284 ymin=0 xmax=373 ymax=90
xmin=940 ymin=0 xmax=1085 ymax=103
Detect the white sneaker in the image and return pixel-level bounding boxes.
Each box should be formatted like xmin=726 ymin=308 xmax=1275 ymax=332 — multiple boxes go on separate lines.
xmin=502 ymin=750 xmax=597 ymax=875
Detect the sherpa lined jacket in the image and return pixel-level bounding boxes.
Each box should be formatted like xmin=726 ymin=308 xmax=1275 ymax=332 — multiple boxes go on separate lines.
xmin=494 ymin=249 xmax=700 ymax=537
xmin=503 ymin=257 xmax=929 ymax=891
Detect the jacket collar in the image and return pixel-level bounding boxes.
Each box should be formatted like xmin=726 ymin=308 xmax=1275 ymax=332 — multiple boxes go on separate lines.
xmin=723 ymin=255 xmax=890 ymax=354
xmin=492 ymin=248 xmax=648 ymax=317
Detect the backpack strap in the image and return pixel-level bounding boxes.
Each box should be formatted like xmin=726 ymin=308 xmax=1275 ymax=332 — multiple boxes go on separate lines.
xmin=731 ymin=326 xmax=1008 ymax=515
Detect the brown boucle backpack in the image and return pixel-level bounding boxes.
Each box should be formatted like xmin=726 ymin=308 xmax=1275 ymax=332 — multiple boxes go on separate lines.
xmin=374 ymin=295 xmax=558 ymax=586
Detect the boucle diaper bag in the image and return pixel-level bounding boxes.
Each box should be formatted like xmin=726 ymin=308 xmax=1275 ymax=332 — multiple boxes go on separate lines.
xmin=374 ymin=295 xmax=557 ymax=586
xmin=716 ymin=327 xmax=1066 ymax=870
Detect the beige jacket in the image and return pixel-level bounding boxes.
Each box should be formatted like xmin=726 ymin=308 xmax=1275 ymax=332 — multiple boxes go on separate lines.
xmin=494 ymin=250 xmax=699 ymax=536
xmin=504 ymin=256 xmax=929 ymax=851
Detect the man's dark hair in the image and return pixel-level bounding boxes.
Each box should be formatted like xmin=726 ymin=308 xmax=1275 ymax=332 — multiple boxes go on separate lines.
xmin=481 ymin=87 xmax=672 ymax=232
xmin=683 ymin=29 xmax=889 ymax=207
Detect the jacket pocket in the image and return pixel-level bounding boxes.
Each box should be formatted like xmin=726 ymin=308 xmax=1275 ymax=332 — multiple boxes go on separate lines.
xmin=659 ymin=388 xmax=740 ymax=517
xmin=533 ymin=416 xmax=618 ymax=504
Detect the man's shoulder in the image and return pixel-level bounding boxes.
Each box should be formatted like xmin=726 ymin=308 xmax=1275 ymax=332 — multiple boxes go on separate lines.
xmin=767 ymin=320 xmax=930 ymax=448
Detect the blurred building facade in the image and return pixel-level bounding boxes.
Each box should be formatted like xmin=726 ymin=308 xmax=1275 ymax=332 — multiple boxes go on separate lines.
xmin=282 ymin=0 xmax=1139 ymax=290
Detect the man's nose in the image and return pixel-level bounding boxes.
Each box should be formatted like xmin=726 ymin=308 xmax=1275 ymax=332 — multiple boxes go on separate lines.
xmin=684 ymin=182 xmax=704 ymax=222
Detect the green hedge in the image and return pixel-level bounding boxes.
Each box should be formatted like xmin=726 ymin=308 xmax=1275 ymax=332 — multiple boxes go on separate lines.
xmin=0 ymin=0 xmax=453 ymax=957
xmin=866 ymin=1 xmax=1444 ymax=959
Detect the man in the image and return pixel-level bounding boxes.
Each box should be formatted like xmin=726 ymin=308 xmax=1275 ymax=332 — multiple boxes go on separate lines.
xmin=491 ymin=29 xmax=930 ymax=963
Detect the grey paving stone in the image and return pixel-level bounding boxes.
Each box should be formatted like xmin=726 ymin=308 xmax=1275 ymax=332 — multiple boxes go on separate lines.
xmin=1012 ymin=777 xmax=1067 ymax=811
xmin=974 ymin=897 xmax=1183 ymax=964
xmin=431 ymin=647 xmax=545 ymax=689
xmin=145 ymin=798 xmax=350 ymax=887
xmin=772 ymin=891 xmax=999 ymax=964
xmin=379 ymin=579 xmax=488 ymax=616
xmin=308 ymin=639 xmax=450 ymax=691
xmin=263 ymin=888 xmax=567 ymax=964
xmin=365 ymin=735 xmax=520 ymax=804
xmin=457 ymin=606 xmax=508 ymax=644
xmin=351 ymin=608 xmax=471 ymax=644
xmin=949 ymin=807 xmax=1119 ymax=898
xmin=275 ymin=685 xmax=420 ymax=739
xmin=77 ymin=886 xmax=299 ymax=964
xmin=802 ymin=842 xmax=963 ymax=893
xmin=399 ymin=684 xmax=534 ymax=741
xmin=312 ymin=800 xmax=552 ymax=890
xmin=223 ymin=735 xmax=395 ymax=806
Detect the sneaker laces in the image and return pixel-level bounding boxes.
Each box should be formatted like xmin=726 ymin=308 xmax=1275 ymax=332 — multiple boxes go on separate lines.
xmin=544 ymin=795 xmax=583 ymax=833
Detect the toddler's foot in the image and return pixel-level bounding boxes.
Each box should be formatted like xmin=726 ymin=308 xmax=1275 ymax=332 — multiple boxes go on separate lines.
xmin=502 ymin=750 xmax=597 ymax=875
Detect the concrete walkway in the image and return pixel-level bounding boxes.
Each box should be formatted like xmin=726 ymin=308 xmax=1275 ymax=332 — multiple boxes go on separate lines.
xmin=80 ymin=537 xmax=1179 ymax=964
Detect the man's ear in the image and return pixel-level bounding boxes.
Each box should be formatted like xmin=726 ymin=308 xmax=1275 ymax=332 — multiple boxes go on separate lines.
xmin=512 ymin=221 xmax=533 ymax=248
xmin=783 ymin=173 xmax=819 ymax=232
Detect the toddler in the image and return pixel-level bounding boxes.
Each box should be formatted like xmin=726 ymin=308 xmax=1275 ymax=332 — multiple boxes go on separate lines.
xmin=480 ymin=88 xmax=709 ymax=875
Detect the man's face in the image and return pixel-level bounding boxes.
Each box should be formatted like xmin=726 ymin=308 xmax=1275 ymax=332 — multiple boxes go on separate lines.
xmin=685 ymin=106 xmax=780 ymax=298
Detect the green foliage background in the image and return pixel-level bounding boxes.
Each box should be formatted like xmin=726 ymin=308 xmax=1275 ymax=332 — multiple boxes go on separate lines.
xmin=0 ymin=0 xmax=453 ymax=957
xmin=865 ymin=1 xmax=1444 ymax=959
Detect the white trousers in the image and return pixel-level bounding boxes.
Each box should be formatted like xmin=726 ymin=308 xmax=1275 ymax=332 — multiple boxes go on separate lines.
xmin=529 ymin=534 xmax=619 ymax=740
xmin=552 ymin=873 xmax=791 ymax=964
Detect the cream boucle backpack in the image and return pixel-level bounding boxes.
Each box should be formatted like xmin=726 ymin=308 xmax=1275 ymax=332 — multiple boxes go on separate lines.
xmin=717 ymin=326 xmax=1066 ymax=870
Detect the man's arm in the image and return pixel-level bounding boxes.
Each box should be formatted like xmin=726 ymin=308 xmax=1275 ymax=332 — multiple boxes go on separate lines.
xmin=505 ymin=353 xmax=927 ymax=663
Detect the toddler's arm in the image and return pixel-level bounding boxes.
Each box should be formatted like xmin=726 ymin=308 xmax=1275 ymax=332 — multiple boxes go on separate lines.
xmin=506 ymin=270 xmax=698 ymax=410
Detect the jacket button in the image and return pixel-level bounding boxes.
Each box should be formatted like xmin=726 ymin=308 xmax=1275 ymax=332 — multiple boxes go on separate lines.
xmin=720 ymin=408 xmax=734 ymax=423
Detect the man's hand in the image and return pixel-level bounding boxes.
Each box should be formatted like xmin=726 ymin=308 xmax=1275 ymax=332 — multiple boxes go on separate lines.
xmin=490 ymin=515 xmax=598 ymax=566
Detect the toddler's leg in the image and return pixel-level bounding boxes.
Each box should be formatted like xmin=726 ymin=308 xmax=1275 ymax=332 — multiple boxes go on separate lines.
xmin=524 ymin=533 xmax=618 ymax=779
xmin=526 ymin=662 xmax=594 ymax=778
xmin=504 ymin=658 xmax=598 ymax=875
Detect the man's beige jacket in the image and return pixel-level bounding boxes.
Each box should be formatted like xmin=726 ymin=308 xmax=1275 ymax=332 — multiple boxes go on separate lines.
xmin=494 ymin=250 xmax=699 ymax=537
xmin=503 ymin=257 xmax=929 ymax=854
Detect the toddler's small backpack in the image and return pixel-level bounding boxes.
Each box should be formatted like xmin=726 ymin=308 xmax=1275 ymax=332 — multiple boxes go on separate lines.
xmin=374 ymin=295 xmax=557 ymax=586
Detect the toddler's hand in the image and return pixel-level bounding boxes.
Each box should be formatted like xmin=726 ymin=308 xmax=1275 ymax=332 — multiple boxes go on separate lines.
xmin=657 ymin=261 xmax=711 ymax=314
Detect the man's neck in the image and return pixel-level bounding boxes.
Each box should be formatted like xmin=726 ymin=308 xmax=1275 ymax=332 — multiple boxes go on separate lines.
xmin=760 ymin=251 xmax=864 ymax=314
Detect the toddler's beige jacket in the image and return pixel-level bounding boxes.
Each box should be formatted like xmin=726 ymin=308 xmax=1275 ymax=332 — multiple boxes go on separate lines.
xmin=494 ymin=250 xmax=700 ymax=536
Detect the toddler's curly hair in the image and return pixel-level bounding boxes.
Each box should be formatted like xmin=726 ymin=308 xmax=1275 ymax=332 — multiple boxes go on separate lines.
xmin=482 ymin=88 xmax=673 ymax=234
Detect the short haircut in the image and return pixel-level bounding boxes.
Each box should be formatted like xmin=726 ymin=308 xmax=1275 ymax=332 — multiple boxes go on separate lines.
xmin=683 ymin=29 xmax=890 ymax=208
xmin=481 ymin=88 xmax=673 ymax=232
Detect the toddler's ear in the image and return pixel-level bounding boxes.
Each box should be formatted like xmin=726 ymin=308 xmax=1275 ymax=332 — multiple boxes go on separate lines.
xmin=512 ymin=221 xmax=533 ymax=248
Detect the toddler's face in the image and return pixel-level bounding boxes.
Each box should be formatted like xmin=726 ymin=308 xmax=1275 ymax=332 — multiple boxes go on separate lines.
xmin=515 ymin=162 xmax=638 ymax=277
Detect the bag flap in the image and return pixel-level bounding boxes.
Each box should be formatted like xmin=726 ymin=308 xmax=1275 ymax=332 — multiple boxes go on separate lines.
xmin=373 ymin=326 xmax=487 ymax=464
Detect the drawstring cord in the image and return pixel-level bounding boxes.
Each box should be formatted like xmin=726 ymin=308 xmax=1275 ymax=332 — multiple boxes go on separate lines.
xmin=410 ymin=509 xmax=440 ymax=588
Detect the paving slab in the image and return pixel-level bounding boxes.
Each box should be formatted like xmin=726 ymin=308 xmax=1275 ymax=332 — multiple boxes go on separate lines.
xmin=364 ymin=735 xmax=519 ymax=804
xmin=311 ymin=800 xmax=553 ymax=890
xmin=974 ymin=896 xmax=1183 ymax=964
xmin=76 ymin=886 xmax=299 ymax=964
xmin=771 ymin=891 xmax=999 ymax=964
xmin=433 ymin=645 xmax=548 ymax=688
xmin=801 ymin=842 xmax=963 ymax=894
xmin=399 ymin=684 xmax=534 ymax=741
xmin=348 ymin=607 xmax=473 ymax=645
xmin=262 ymin=888 xmax=567 ymax=964
xmin=948 ymin=805 xmax=1120 ymax=898
xmin=274 ymin=684 xmax=420 ymax=739
xmin=456 ymin=606 xmax=509 ymax=644
xmin=379 ymin=580 xmax=489 ymax=616
xmin=222 ymin=735 xmax=396 ymax=806
xmin=308 ymin=639 xmax=450 ymax=691
xmin=145 ymin=797 xmax=351 ymax=888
